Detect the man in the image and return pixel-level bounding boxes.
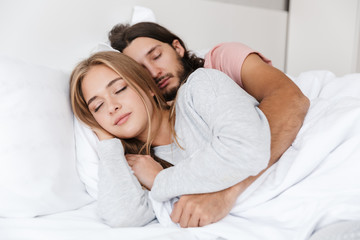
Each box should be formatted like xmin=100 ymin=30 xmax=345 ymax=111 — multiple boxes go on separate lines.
xmin=108 ymin=22 xmax=310 ymax=228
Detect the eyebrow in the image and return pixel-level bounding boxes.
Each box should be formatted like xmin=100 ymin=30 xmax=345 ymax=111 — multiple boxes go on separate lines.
xmin=86 ymin=77 xmax=122 ymax=106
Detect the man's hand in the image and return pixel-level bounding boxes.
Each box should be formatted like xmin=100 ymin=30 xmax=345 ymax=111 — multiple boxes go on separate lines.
xmin=170 ymin=182 xmax=247 ymax=228
xmin=170 ymin=168 xmax=268 ymax=228
xmin=126 ymin=154 xmax=163 ymax=190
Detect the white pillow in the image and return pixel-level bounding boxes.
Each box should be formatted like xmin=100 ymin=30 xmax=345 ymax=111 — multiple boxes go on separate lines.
xmin=131 ymin=5 xmax=157 ymax=25
xmin=0 ymin=56 xmax=93 ymax=217
xmin=74 ymin=118 xmax=100 ymax=199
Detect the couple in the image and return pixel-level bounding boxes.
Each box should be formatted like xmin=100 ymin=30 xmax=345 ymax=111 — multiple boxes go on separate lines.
xmin=70 ymin=22 xmax=309 ymax=228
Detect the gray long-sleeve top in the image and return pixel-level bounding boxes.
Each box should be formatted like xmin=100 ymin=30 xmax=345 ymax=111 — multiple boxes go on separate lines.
xmin=96 ymin=68 xmax=271 ymax=227
xmin=97 ymin=139 xmax=155 ymax=227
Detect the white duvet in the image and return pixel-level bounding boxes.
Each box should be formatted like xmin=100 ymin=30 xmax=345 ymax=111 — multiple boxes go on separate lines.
xmin=151 ymin=70 xmax=360 ymax=239
xmin=1 ymin=71 xmax=360 ymax=240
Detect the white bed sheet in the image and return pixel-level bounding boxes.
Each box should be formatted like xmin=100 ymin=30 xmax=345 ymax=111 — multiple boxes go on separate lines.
xmin=1 ymin=70 xmax=360 ymax=240
xmin=0 ymin=202 xmax=201 ymax=240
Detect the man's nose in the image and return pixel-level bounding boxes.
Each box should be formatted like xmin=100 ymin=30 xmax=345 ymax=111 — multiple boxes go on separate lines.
xmin=148 ymin=65 xmax=162 ymax=79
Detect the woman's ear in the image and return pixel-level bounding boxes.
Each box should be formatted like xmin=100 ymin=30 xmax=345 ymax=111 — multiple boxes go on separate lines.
xmin=172 ymin=39 xmax=185 ymax=57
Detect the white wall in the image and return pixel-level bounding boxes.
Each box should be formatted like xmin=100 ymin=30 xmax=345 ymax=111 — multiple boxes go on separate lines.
xmin=206 ymin=0 xmax=289 ymax=11
xmin=146 ymin=0 xmax=288 ymax=71
xmin=286 ymin=0 xmax=360 ymax=76
xmin=0 ymin=0 xmax=288 ymax=72
xmin=357 ymin=8 xmax=360 ymax=73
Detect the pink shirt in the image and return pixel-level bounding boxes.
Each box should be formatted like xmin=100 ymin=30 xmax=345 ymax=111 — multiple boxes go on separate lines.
xmin=204 ymin=42 xmax=272 ymax=88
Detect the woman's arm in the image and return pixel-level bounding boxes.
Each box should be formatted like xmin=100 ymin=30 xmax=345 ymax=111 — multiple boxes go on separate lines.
xmin=97 ymin=138 xmax=155 ymax=227
xmin=151 ymin=69 xmax=271 ymax=201
xmin=172 ymin=54 xmax=310 ymax=227
xmin=170 ymin=45 xmax=309 ymax=228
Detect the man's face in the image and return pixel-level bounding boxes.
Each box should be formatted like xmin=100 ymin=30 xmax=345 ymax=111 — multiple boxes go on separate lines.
xmin=123 ymin=37 xmax=185 ymax=101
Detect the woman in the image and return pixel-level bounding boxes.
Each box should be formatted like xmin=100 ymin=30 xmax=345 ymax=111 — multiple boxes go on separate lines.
xmin=70 ymin=51 xmax=270 ymax=227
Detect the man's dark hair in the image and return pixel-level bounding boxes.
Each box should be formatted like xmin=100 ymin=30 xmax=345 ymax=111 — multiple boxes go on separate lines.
xmin=108 ymin=22 xmax=204 ymax=76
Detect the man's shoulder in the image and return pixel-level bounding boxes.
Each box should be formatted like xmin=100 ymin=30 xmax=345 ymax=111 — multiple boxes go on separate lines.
xmin=204 ymin=42 xmax=253 ymax=63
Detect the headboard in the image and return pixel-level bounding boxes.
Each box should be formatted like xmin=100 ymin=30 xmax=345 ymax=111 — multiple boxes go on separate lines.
xmin=0 ymin=0 xmax=288 ymax=72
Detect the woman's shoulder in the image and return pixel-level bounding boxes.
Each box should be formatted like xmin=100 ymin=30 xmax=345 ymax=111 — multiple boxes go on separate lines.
xmin=184 ymin=68 xmax=244 ymax=97
xmin=186 ymin=68 xmax=232 ymax=88
xmin=176 ymin=68 xmax=251 ymax=110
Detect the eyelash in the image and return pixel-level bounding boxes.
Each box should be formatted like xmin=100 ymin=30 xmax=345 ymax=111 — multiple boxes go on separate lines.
xmin=154 ymin=53 xmax=161 ymax=60
xmin=94 ymin=86 xmax=127 ymax=113
xmin=115 ymin=86 xmax=127 ymax=94
xmin=94 ymin=103 xmax=103 ymax=113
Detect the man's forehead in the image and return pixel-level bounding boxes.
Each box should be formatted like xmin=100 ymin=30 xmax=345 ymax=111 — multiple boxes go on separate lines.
xmin=124 ymin=37 xmax=162 ymax=61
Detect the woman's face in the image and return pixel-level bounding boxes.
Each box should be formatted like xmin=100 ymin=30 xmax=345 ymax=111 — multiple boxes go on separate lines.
xmin=81 ymin=64 xmax=153 ymax=141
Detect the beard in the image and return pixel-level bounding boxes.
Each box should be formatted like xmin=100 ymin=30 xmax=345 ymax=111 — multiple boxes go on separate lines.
xmin=162 ymin=86 xmax=178 ymax=102
xmin=162 ymin=56 xmax=194 ymax=102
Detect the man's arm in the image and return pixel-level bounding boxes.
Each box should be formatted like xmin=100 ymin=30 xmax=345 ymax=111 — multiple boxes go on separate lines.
xmin=206 ymin=43 xmax=309 ymax=160
xmin=241 ymin=53 xmax=310 ymax=161
xmin=170 ymin=54 xmax=309 ymax=228
xmin=170 ymin=160 xmax=268 ymax=228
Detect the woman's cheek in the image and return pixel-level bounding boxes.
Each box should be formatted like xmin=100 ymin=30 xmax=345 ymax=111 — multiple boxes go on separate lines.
xmin=95 ymin=116 xmax=108 ymax=131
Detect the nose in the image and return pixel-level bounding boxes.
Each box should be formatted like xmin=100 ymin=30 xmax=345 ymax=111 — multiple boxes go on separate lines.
xmin=108 ymin=100 xmax=121 ymax=115
xmin=147 ymin=64 xmax=162 ymax=80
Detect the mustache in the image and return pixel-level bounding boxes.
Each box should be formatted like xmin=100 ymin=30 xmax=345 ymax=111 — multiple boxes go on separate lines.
xmin=155 ymin=73 xmax=174 ymax=84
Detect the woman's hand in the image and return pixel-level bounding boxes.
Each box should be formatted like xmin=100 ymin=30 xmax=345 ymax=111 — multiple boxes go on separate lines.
xmin=92 ymin=127 xmax=114 ymax=141
xmin=126 ymin=154 xmax=163 ymax=190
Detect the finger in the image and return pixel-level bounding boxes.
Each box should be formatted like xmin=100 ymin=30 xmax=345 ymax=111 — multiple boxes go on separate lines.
xmin=199 ymin=215 xmax=212 ymax=227
xmin=125 ymin=153 xmax=136 ymax=157
xmin=126 ymin=159 xmax=135 ymax=167
xmin=170 ymin=202 xmax=182 ymax=223
xmin=179 ymin=207 xmax=192 ymax=228
xmin=125 ymin=154 xmax=136 ymax=160
xmin=125 ymin=155 xmax=139 ymax=163
xmin=125 ymin=153 xmax=144 ymax=157
xmin=187 ymin=213 xmax=200 ymax=228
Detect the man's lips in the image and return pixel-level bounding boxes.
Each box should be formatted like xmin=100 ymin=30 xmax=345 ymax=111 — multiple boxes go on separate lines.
xmin=158 ymin=77 xmax=170 ymax=89
xmin=114 ymin=113 xmax=131 ymax=126
xmin=156 ymin=73 xmax=173 ymax=89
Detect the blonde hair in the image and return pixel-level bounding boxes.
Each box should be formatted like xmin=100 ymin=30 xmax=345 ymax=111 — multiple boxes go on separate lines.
xmin=70 ymin=51 xmax=173 ymax=168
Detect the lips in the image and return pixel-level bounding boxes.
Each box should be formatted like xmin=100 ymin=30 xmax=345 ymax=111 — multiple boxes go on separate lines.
xmin=156 ymin=73 xmax=173 ymax=89
xmin=114 ymin=113 xmax=131 ymax=126
xmin=158 ymin=77 xmax=170 ymax=89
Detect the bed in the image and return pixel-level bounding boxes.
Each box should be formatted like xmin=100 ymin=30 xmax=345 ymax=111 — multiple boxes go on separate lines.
xmin=1 ymin=0 xmax=360 ymax=239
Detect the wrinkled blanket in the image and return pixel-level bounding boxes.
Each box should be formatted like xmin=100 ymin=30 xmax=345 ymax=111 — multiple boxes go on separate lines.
xmin=151 ymin=71 xmax=360 ymax=240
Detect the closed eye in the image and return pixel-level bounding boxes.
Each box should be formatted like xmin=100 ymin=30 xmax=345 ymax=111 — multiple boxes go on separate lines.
xmin=93 ymin=86 xmax=126 ymax=112
xmin=115 ymin=86 xmax=127 ymax=94
xmin=94 ymin=103 xmax=103 ymax=112
xmin=153 ymin=53 xmax=161 ymax=60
